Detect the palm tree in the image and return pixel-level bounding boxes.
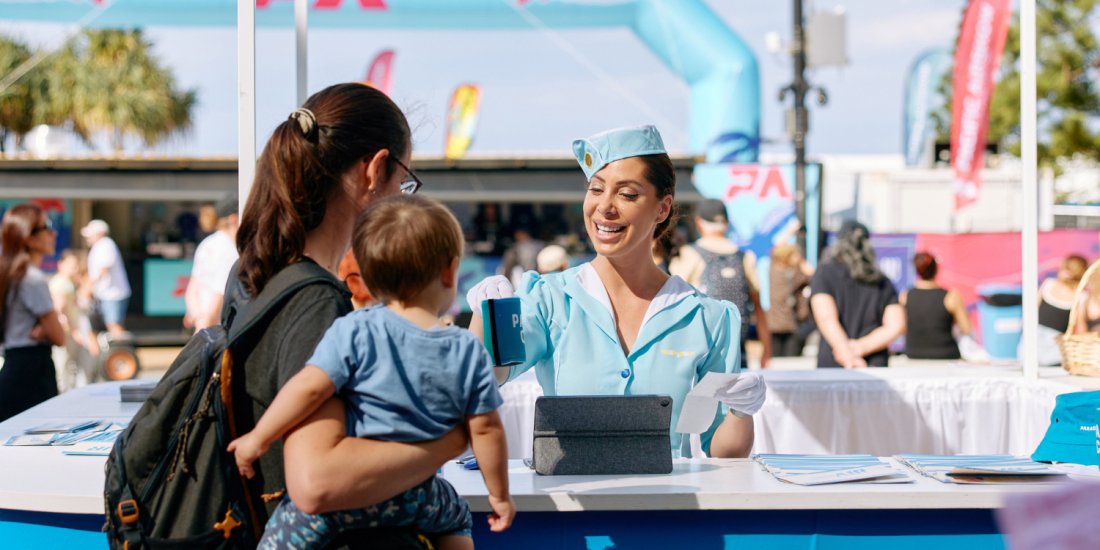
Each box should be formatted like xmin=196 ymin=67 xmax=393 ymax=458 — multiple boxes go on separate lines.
xmin=0 ymin=36 xmax=37 ymax=152
xmin=1 ymin=29 xmax=196 ymax=155
xmin=60 ymin=29 xmax=196 ymax=152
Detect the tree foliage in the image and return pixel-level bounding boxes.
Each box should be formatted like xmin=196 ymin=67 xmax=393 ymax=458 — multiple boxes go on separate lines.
xmin=0 ymin=29 xmax=196 ymax=154
xmin=0 ymin=36 xmax=38 ymax=151
xmin=936 ymin=0 xmax=1100 ymax=168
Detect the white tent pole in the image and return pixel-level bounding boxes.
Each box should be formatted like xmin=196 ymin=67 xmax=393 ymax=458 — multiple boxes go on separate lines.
xmin=1020 ymin=0 xmax=1039 ymax=380
xmin=295 ymin=0 xmax=308 ymax=106
xmin=238 ymin=0 xmax=257 ymax=213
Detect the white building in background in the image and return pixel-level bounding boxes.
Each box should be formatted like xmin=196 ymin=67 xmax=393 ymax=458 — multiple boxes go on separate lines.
xmin=764 ymin=153 xmax=1090 ymax=234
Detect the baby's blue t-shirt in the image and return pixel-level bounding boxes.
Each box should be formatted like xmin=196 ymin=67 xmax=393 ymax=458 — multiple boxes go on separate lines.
xmin=307 ymin=306 xmax=502 ymax=442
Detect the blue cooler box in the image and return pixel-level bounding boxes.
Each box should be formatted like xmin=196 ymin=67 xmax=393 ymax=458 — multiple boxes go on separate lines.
xmin=976 ymin=284 xmax=1023 ymax=360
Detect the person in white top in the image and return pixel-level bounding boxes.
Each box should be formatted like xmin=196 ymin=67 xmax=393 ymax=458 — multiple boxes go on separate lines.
xmin=184 ymin=193 xmax=240 ymax=330
xmin=81 ymin=219 xmax=131 ymax=336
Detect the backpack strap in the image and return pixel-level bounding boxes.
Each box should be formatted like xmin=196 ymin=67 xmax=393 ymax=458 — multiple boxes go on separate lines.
xmin=218 ymin=260 xmax=342 ymax=541
xmin=110 ymin=432 xmax=146 ymax=550
xmin=225 ymin=260 xmax=342 ymax=346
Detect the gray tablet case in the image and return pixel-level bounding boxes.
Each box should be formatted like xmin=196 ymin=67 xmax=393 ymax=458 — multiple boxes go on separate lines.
xmin=531 ymin=395 xmax=674 ymax=475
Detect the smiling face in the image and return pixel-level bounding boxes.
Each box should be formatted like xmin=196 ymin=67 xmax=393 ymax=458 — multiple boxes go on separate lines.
xmin=583 ymin=157 xmax=673 ymax=262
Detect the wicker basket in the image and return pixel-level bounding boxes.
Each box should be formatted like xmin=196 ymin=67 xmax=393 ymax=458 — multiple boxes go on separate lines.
xmin=1058 ymin=259 xmax=1100 ymax=376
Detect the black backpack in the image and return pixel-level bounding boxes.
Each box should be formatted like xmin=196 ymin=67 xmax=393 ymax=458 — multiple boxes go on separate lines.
xmin=104 ymin=262 xmax=339 ymax=549
xmin=692 ymin=245 xmax=751 ymax=335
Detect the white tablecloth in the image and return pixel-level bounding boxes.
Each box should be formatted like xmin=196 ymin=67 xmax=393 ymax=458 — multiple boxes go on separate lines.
xmin=497 ymin=359 xmax=1100 ymax=459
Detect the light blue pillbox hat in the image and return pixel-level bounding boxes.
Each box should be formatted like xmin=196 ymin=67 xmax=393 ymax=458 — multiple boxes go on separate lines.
xmin=572 ymin=125 xmax=667 ymax=181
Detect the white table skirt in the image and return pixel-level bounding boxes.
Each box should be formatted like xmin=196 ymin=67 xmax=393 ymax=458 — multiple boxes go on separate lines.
xmin=497 ymin=359 xmax=1100 ymax=460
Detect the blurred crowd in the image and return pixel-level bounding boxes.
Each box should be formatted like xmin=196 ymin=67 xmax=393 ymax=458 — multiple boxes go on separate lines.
xmin=471 ymin=199 xmax=1099 ymax=369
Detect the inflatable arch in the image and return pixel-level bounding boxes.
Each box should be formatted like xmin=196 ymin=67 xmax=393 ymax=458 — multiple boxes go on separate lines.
xmin=5 ymin=0 xmax=761 ymax=161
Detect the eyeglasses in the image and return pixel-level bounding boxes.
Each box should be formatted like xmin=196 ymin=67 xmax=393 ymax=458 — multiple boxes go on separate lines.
xmin=392 ymin=157 xmax=424 ymax=195
xmin=31 ymin=218 xmax=54 ymax=235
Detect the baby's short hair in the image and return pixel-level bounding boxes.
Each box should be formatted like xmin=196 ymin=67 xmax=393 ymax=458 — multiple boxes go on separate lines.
xmin=352 ymin=194 xmax=464 ymax=302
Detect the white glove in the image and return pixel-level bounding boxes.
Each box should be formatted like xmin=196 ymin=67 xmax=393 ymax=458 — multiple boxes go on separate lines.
xmin=466 ymin=275 xmax=515 ymax=316
xmin=716 ymin=372 xmax=766 ymax=416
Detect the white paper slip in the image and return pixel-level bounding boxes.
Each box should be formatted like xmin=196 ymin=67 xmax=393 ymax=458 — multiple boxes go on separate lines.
xmin=772 ymin=464 xmax=904 ymax=486
xmin=674 ymin=372 xmax=741 ymax=434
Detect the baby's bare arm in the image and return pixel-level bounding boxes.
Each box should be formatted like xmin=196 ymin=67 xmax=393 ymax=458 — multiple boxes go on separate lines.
xmin=239 ymin=365 xmax=336 ymax=451
xmin=467 ymin=411 xmax=509 ymax=499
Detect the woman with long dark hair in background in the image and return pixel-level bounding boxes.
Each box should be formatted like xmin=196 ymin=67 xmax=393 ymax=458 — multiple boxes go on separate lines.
xmin=809 ymin=220 xmax=906 ymax=368
xmin=0 ymin=204 xmax=65 ymax=421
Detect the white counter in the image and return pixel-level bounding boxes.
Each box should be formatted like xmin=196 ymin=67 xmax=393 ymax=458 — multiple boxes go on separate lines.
xmin=0 ymin=382 xmax=138 ymax=515
xmin=440 ymin=458 xmax=1055 ymax=514
xmin=3 ymin=373 xmax=1095 ymax=518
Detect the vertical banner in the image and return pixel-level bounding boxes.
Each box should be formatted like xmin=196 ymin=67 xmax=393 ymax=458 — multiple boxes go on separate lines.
xmin=444 ymin=84 xmax=481 ymax=160
xmin=903 ymin=49 xmax=951 ymax=167
xmin=363 ymin=49 xmax=395 ymax=96
xmin=950 ymin=0 xmax=1011 ymax=210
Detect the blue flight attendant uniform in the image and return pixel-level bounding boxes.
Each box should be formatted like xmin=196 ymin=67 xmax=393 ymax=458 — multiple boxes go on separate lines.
xmin=501 ymin=263 xmax=743 ymax=455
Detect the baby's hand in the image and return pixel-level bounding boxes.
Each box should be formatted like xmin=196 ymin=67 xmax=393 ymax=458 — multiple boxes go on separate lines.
xmin=486 ymin=494 xmax=515 ymax=532
xmin=226 ymin=432 xmax=267 ymax=479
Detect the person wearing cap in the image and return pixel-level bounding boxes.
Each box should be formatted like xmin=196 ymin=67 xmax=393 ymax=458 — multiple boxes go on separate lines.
xmin=809 ymin=220 xmax=906 ymax=368
xmin=466 ymin=125 xmax=764 ymax=458
xmin=81 ymin=218 xmax=131 ymax=336
xmin=669 ymin=198 xmax=772 ymax=369
xmin=536 ymin=244 xmax=570 ymax=274
xmin=183 ymin=193 xmax=240 ymax=330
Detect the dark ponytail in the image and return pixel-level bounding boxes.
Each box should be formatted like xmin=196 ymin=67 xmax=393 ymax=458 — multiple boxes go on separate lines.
xmin=637 ymin=153 xmax=678 ymax=241
xmin=236 ymin=83 xmax=411 ymax=296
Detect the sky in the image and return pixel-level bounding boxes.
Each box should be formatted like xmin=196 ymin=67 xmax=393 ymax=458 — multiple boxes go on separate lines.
xmin=0 ymin=0 xmax=966 ymax=159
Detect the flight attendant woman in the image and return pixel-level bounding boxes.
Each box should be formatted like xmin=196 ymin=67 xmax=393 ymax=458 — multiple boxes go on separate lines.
xmin=468 ymin=126 xmax=764 ymax=457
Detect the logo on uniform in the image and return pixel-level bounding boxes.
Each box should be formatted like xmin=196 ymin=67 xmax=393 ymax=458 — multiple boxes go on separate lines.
xmin=660 ymin=349 xmax=698 ymax=358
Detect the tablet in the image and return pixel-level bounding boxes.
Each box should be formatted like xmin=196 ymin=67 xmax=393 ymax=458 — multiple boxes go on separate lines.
xmin=530 ymin=395 xmax=673 ymax=475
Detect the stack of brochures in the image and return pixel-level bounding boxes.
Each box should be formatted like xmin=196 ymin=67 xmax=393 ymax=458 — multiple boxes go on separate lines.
xmin=4 ymin=419 xmax=124 ymax=456
xmin=120 ymin=381 xmax=158 ymax=403
xmin=753 ymin=454 xmax=913 ymax=485
xmin=895 ymin=454 xmax=1068 ymax=484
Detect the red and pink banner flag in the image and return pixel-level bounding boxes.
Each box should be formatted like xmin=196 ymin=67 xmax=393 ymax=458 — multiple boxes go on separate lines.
xmin=363 ymin=49 xmax=395 ymax=96
xmin=950 ymin=0 xmax=1011 ymax=210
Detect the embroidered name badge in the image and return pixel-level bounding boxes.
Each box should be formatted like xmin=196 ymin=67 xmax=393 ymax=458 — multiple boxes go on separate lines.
xmin=660 ymin=349 xmax=698 ymax=359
